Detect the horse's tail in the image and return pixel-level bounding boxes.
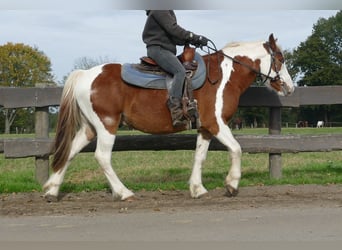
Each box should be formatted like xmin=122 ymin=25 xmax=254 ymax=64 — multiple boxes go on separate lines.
xmin=52 ymin=70 xmax=83 ymax=172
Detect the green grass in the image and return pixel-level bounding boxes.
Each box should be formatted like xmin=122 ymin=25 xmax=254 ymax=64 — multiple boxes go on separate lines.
xmin=0 ymin=157 xmax=40 ymax=193
xmin=232 ymin=127 xmax=342 ymax=135
xmin=0 ymin=127 xmax=341 ymax=193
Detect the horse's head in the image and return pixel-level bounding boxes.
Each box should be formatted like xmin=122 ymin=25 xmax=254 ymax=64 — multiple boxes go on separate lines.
xmin=260 ymin=34 xmax=295 ymax=96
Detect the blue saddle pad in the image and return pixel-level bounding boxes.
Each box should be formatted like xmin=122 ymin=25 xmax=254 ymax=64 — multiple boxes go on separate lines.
xmin=121 ymin=52 xmax=206 ymax=90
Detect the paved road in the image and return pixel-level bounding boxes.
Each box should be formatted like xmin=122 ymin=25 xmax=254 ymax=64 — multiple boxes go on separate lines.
xmin=1 ymin=206 xmax=341 ymax=242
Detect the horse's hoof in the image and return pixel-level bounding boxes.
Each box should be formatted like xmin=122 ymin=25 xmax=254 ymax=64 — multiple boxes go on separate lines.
xmin=44 ymin=194 xmax=59 ymax=203
xmin=123 ymin=195 xmax=136 ymax=202
xmin=190 ymin=184 xmax=208 ymax=199
xmin=196 ymin=192 xmax=209 ymax=199
xmin=225 ymin=185 xmax=239 ymax=197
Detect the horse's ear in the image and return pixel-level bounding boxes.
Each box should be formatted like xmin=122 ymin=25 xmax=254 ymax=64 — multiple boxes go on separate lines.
xmin=269 ymin=33 xmax=278 ymax=51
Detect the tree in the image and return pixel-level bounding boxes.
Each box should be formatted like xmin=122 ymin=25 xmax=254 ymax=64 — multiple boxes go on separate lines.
xmin=73 ymin=56 xmax=112 ymax=70
xmin=61 ymin=56 xmax=113 ymax=84
xmin=292 ymin=11 xmax=341 ymax=86
xmin=0 ymin=42 xmax=55 ymax=133
xmin=287 ymin=11 xmax=342 ymax=126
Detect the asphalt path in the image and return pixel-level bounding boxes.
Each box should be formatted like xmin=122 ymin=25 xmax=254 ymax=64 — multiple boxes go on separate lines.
xmin=1 ymin=206 xmax=341 ymax=242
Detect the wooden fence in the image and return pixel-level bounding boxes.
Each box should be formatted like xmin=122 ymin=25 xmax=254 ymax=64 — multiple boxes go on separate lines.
xmin=1 ymin=86 xmax=342 ymax=185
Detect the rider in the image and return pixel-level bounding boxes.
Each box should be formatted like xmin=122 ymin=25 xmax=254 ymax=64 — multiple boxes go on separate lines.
xmin=142 ymin=10 xmax=209 ymax=127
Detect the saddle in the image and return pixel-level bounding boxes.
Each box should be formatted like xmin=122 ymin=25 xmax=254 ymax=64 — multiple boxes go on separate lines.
xmin=121 ymin=47 xmax=206 ymax=91
xmin=137 ymin=45 xmax=198 ymax=74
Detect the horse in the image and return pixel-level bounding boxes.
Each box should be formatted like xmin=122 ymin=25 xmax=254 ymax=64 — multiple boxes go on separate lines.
xmin=317 ymin=121 xmax=324 ymax=128
xmin=44 ymin=34 xmax=295 ymax=201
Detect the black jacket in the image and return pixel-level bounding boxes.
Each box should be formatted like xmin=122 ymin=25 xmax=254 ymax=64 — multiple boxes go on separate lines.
xmin=142 ymin=10 xmax=192 ymax=55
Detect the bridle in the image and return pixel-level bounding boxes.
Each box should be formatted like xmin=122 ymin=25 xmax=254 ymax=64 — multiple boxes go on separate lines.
xmin=201 ymin=39 xmax=283 ymax=85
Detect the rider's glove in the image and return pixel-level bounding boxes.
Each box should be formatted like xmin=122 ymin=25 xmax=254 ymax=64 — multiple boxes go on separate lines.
xmin=189 ymin=32 xmax=209 ymax=47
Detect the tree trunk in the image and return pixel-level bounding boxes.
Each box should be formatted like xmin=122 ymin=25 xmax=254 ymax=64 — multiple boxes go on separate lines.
xmin=4 ymin=108 xmax=17 ymax=134
xmin=5 ymin=114 xmax=10 ymax=134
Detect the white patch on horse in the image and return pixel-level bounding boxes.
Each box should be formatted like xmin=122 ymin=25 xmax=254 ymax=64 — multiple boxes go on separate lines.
xmin=90 ymin=88 xmax=98 ymax=95
xmin=215 ymin=57 xmax=233 ymax=129
xmin=224 ymin=41 xmax=265 ymax=61
xmin=103 ymin=116 xmax=115 ymax=126
xmin=75 ymin=65 xmax=104 ymax=120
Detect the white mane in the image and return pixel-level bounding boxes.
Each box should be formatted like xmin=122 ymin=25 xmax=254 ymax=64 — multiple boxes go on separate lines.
xmin=223 ymin=40 xmax=264 ymax=49
xmin=223 ymin=39 xmax=283 ymax=53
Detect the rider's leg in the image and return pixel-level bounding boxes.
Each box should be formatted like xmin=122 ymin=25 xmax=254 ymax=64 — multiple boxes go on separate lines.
xmin=147 ymin=46 xmax=187 ymax=127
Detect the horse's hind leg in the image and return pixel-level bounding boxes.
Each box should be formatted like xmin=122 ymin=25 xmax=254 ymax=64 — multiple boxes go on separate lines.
xmin=44 ymin=125 xmax=94 ymax=200
xmin=95 ymin=131 xmax=134 ymax=201
xmin=189 ymin=131 xmax=211 ymax=198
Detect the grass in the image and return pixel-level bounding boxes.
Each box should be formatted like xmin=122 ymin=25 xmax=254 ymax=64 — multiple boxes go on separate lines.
xmin=0 ymin=127 xmax=341 ymax=193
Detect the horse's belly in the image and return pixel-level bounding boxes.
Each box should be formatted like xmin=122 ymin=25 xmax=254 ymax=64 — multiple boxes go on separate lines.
xmin=122 ymin=86 xmax=188 ymax=134
xmin=123 ymin=106 xmax=185 ymax=134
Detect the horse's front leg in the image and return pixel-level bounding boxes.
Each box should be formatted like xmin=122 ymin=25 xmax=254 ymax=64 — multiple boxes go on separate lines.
xmin=189 ymin=132 xmax=211 ymax=198
xmin=215 ymin=125 xmax=241 ymax=197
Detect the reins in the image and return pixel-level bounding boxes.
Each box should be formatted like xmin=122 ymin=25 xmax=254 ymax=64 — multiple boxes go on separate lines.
xmin=200 ymin=39 xmax=281 ymax=84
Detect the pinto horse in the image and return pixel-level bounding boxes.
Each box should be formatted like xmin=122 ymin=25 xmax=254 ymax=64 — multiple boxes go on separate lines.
xmin=44 ymin=34 xmax=295 ymax=201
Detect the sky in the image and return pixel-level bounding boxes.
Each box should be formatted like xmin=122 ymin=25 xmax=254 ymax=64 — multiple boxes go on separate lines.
xmin=0 ymin=4 xmax=339 ymax=83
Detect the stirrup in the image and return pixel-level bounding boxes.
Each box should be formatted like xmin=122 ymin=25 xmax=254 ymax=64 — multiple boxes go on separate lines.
xmin=187 ymin=99 xmax=198 ymax=118
xmin=182 ymin=97 xmax=198 ymax=119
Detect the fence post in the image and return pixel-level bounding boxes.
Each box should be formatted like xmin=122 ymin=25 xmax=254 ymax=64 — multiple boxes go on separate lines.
xmin=269 ymin=107 xmax=282 ymax=179
xmin=35 ymin=84 xmax=50 ymax=185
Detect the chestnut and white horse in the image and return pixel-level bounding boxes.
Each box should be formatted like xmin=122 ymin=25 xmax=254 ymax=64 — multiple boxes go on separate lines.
xmin=44 ymin=34 xmax=294 ymax=201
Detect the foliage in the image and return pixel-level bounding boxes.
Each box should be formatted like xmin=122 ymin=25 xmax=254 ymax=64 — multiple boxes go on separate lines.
xmin=292 ymin=11 xmax=341 ymax=86
xmin=0 ymin=42 xmax=55 ymax=133
xmin=0 ymin=42 xmax=54 ymax=87
xmin=286 ymin=11 xmax=342 ymax=125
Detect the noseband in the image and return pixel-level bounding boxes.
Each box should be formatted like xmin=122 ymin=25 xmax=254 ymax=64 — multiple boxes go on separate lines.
xmin=204 ymin=40 xmax=283 ymax=85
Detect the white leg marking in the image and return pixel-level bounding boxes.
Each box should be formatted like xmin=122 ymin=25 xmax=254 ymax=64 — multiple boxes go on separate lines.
xmin=189 ymin=133 xmax=210 ymax=198
xmin=43 ymin=166 xmax=68 ymax=198
xmin=216 ymin=126 xmax=242 ymax=191
xmin=44 ymin=125 xmax=92 ymax=198
xmin=95 ymin=131 xmax=134 ymax=200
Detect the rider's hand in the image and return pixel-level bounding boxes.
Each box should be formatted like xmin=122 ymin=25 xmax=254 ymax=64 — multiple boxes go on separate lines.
xmin=190 ymin=33 xmax=209 ymax=47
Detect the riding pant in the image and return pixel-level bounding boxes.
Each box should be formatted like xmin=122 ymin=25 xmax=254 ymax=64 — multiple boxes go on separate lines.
xmin=147 ymin=45 xmax=186 ymax=98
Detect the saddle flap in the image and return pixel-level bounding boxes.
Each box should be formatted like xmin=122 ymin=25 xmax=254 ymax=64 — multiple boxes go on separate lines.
xmin=140 ymin=56 xmax=158 ymax=66
xmin=140 ymin=45 xmax=197 ymax=70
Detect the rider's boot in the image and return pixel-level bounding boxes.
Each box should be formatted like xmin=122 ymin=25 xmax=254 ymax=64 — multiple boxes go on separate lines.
xmin=167 ymin=96 xmax=187 ymax=127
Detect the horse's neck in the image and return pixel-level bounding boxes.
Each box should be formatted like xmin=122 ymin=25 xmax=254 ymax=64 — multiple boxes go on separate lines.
xmin=203 ymin=49 xmax=261 ymax=92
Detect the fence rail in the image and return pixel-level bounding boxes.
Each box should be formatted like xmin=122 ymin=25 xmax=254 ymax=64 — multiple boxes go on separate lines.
xmin=3 ymin=134 xmax=342 ymax=158
xmin=1 ymin=85 xmax=342 ymax=109
xmin=1 ymin=86 xmax=342 ymax=184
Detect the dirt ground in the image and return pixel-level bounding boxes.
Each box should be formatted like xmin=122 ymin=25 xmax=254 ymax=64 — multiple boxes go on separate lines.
xmin=1 ymin=184 xmax=341 ymax=217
